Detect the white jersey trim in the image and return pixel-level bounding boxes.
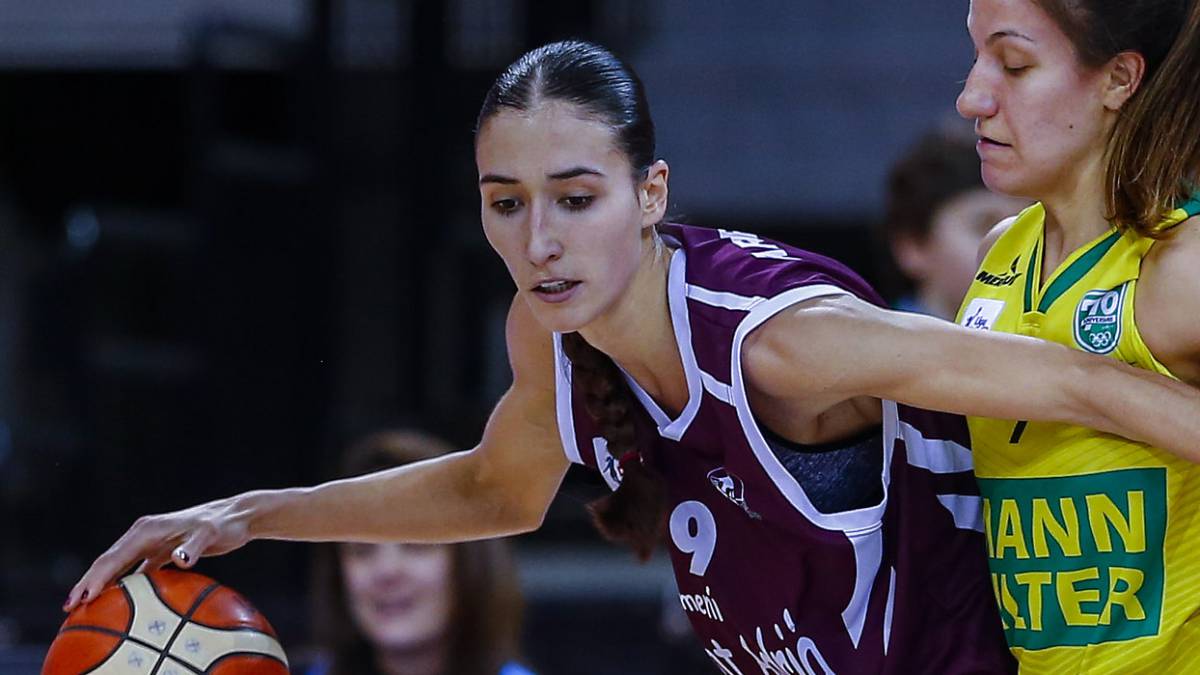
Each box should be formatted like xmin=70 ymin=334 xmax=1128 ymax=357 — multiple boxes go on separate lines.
xmin=552 ymin=333 xmax=584 ymax=465
xmin=901 ymin=420 xmax=974 ymax=474
xmin=700 ymin=370 xmax=732 ymax=404
xmin=729 ymin=284 xmax=895 ymax=533
xmin=686 ymin=284 xmax=766 ymax=311
xmin=883 ymin=566 xmax=897 ymax=655
xmin=843 ymin=526 xmax=884 ymax=648
xmin=621 ymin=248 xmax=704 ymax=441
xmin=936 ymin=493 xmax=984 ymax=532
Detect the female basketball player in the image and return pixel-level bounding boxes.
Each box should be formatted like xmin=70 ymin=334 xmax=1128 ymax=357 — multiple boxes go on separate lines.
xmin=956 ymin=0 xmax=1200 ymax=669
xmin=68 ymin=40 xmax=1200 ymax=672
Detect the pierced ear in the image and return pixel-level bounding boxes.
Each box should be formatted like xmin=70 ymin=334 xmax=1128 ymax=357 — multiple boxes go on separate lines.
xmin=640 ymin=159 xmax=670 ymax=228
xmin=1103 ymin=50 xmax=1146 ymax=111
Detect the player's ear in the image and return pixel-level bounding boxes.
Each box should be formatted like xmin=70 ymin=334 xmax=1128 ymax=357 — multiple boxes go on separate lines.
xmin=640 ymin=160 xmax=669 ymax=229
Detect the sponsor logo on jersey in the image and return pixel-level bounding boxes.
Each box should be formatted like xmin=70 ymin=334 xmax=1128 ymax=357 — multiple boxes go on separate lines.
xmin=718 ymin=229 xmax=804 ymax=262
xmin=679 ymin=585 xmax=725 ymax=623
xmin=703 ymin=608 xmax=834 ymax=675
xmin=707 ymin=467 xmax=761 ymax=520
xmin=960 ymin=298 xmax=1006 ymax=331
xmin=593 ymin=437 xmax=623 ymax=491
xmin=976 ymin=256 xmax=1024 ymax=287
xmin=1073 ymin=283 xmax=1127 ymax=355
xmin=976 ymin=467 xmax=1166 ymax=649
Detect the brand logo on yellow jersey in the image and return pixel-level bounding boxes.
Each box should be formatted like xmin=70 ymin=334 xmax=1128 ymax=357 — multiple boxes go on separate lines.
xmin=1073 ymin=283 xmax=1128 ymax=355
xmin=975 ymin=256 xmax=1024 ymax=287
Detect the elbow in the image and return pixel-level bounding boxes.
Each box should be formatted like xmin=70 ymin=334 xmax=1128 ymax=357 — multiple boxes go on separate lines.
xmin=467 ymin=454 xmax=551 ymax=537
xmin=514 ymin=500 xmax=551 ymax=534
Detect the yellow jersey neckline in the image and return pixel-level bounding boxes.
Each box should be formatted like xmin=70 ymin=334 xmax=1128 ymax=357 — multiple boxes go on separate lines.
xmin=1023 ymin=217 xmax=1122 ymax=315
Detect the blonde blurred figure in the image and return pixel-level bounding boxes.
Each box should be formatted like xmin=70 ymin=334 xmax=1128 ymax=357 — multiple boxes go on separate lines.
xmin=308 ymin=431 xmax=534 ymax=675
xmin=883 ymin=128 xmax=1030 ymax=319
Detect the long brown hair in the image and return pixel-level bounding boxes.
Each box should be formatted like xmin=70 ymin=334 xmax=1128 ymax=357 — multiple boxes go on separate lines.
xmin=310 ymin=430 xmax=525 ymax=675
xmin=1034 ymin=0 xmax=1200 ymax=236
xmin=560 ymin=332 xmax=668 ymax=560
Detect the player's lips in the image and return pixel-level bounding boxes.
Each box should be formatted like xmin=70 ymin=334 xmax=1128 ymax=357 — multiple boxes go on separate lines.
xmin=530 ymin=278 xmax=582 ymax=303
xmin=977 ymin=135 xmax=1012 ymax=148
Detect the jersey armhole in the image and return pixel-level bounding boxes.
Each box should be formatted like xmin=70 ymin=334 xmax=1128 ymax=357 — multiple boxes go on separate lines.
xmin=728 ymin=283 xmax=896 ymax=533
xmin=551 ymin=333 xmax=585 ymax=465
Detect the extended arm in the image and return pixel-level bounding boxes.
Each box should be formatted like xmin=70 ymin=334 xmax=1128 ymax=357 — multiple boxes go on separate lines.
xmin=65 ymin=295 xmax=569 ymax=609
xmin=744 ymin=294 xmax=1200 ymax=462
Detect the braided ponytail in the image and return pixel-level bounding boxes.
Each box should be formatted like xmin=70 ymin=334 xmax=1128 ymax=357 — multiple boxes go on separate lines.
xmin=561 ymin=332 xmax=667 ymax=560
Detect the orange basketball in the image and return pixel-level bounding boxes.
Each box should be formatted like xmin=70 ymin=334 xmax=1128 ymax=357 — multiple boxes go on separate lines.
xmin=43 ymin=568 xmax=288 ymax=675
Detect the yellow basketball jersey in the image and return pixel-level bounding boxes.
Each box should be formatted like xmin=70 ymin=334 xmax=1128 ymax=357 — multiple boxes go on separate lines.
xmin=956 ymin=197 xmax=1200 ymax=673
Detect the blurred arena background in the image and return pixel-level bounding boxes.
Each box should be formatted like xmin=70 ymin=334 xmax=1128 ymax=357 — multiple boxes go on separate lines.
xmin=0 ymin=1 xmax=975 ymax=672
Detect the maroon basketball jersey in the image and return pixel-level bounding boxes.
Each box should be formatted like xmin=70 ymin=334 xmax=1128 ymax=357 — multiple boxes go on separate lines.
xmin=553 ymin=224 xmax=1014 ymax=673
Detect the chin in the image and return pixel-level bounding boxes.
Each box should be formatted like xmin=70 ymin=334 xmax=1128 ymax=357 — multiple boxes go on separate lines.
xmin=525 ymin=298 xmax=597 ymax=334
xmin=980 ymin=166 xmax=1032 ymax=200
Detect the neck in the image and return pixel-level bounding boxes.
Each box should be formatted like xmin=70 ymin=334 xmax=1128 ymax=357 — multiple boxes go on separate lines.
xmin=1038 ymin=148 xmax=1112 ymax=258
xmin=579 ymin=234 xmax=687 ymax=412
xmin=376 ymin=642 xmax=448 ymax=675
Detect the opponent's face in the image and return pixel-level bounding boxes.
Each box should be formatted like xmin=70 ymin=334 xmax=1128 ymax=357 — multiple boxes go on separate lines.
xmin=477 ymin=102 xmax=666 ymax=333
xmin=956 ymin=0 xmax=1116 ymax=199
xmin=339 ymin=541 xmax=454 ymax=653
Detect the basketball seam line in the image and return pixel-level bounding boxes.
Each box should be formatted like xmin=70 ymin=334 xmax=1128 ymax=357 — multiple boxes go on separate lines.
xmin=73 ymin=582 xmax=165 ymax=675
xmin=206 ymin=651 xmax=289 ymax=669
xmin=64 ymin=625 xmax=191 ymax=675
xmin=148 ymin=578 xmax=219 ymax=675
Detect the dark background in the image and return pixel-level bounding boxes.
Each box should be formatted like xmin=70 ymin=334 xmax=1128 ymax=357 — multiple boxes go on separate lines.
xmin=0 ymin=1 xmax=975 ymax=672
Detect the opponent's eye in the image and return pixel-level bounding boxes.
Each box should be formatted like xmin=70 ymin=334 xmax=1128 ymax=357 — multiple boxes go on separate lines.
xmin=561 ymin=195 xmax=594 ymax=211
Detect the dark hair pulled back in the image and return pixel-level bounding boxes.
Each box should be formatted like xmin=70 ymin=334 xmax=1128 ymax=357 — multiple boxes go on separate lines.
xmin=479 ymin=41 xmax=666 ymax=558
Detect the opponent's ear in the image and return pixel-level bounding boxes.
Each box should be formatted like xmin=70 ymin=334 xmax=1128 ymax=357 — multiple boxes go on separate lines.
xmin=640 ymin=159 xmax=669 ymax=229
xmin=1102 ymin=50 xmax=1146 ymax=111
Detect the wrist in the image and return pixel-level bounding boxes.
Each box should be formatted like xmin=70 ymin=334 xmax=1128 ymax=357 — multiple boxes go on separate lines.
xmin=230 ymin=488 xmax=300 ymax=540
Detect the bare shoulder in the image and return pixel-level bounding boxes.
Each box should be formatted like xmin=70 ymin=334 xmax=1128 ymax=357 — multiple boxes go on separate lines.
xmin=1137 ymin=215 xmax=1200 ymax=382
xmin=742 ymin=293 xmax=877 ymax=399
xmin=505 ymin=294 xmax=555 ymax=390
xmin=976 ymin=215 xmax=1019 ymax=267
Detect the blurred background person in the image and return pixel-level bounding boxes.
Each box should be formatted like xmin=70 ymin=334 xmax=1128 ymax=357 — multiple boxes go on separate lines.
xmin=879 ymin=126 xmax=1030 ymax=319
xmin=307 ymin=430 xmax=534 ymax=675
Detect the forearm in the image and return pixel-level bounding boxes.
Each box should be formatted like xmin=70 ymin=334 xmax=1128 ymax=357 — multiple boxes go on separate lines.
xmin=242 ymin=450 xmax=539 ymax=544
xmin=1063 ymin=356 xmax=1200 ymax=463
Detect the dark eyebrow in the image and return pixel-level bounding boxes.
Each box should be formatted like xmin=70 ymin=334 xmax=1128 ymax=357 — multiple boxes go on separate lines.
xmin=987 ymin=30 xmax=1035 ymax=46
xmin=548 ymin=166 xmax=605 ymax=181
xmin=479 ymin=174 xmax=518 ymax=185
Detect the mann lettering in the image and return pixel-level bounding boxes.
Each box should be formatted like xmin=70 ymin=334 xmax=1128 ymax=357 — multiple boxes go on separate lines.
xmin=976 ymin=468 xmax=1166 ymax=649
xmin=983 ymin=491 xmax=1146 ymax=560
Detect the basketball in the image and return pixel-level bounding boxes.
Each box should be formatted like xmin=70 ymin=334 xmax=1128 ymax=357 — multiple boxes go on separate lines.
xmin=43 ymin=568 xmax=288 ymax=674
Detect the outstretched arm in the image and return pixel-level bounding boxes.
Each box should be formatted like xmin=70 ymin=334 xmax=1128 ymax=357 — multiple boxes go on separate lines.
xmin=65 ymin=295 xmax=569 ymax=610
xmin=744 ymin=294 xmax=1200 ymax=462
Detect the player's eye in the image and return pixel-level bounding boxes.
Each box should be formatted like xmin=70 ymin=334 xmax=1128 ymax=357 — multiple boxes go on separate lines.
xmin=491 ymin=198 xmax=520 ymax=215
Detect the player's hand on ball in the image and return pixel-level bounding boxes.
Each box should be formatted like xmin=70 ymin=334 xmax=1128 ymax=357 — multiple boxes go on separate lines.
xmin=63 ymin=496 xmax=253 ymax=612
